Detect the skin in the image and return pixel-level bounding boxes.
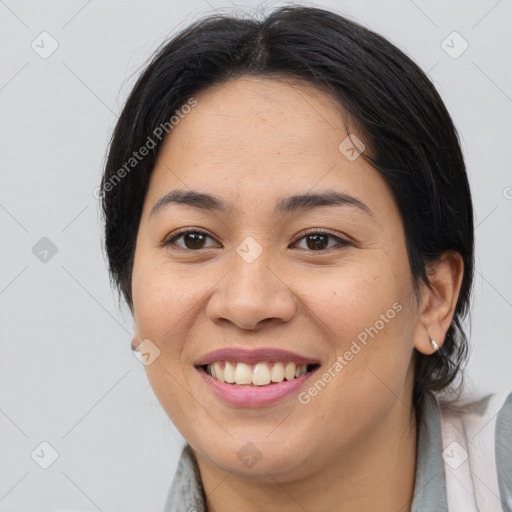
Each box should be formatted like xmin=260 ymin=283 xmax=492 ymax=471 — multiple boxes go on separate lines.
xmin=131 ymin=76 xmax=464 ymax=512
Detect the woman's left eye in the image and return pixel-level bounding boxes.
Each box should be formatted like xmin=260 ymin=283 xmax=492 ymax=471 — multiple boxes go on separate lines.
xmin=292 ymin=231 xmax=350 ymax=251
xmin=164 ymin=229 xmax=350 ymax=252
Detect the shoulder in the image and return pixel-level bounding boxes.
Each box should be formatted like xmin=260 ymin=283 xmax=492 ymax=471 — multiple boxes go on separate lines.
xmin=436 ymin=389 xmax=512 ymax=438
xmin=435 ymin=390 xmax=512 ymax=512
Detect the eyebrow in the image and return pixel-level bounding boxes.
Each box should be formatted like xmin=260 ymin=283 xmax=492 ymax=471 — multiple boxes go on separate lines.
xmin=149 ymin=189 xmax=372 ymax=219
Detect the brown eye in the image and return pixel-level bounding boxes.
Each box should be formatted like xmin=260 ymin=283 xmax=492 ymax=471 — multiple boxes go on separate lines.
xmin=181 ymin=232 xmax=207 ymax=249
xmin=165 ymin=230 xmax=217 ymax=250
xmin=293 ymin=231 xmax=350 ymax=251
xmin=305 ymin=233 xmax=329 ymax=250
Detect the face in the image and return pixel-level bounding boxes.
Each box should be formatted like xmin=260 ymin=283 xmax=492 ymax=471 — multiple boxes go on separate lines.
xmin=131 ymin=76 xmax=421 ymax=481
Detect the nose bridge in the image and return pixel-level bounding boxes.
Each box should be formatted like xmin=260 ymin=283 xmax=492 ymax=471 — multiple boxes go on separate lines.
xmin=233 ymin=243 xmax=278 ymax=296
xmin=206 ymin=239 xmax=297 ymax=329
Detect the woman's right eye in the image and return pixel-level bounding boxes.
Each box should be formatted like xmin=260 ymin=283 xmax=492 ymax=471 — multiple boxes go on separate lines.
xmin=165 ymin=229 xmax=219 ymax=250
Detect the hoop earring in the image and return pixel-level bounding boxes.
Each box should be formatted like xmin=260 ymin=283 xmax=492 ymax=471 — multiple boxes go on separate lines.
xmin=428 ymin=335 xmax=439 ymax=352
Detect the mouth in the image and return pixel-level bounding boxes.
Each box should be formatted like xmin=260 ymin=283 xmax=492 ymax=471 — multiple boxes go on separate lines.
xmin=197 ymin=361 xmax=321 ymax=386
xmin=193 ymin=347 xmax=322 ymax=406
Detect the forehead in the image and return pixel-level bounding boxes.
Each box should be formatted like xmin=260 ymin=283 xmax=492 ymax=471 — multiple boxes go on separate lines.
xmin=143 ymin=76 xmax=396 ymax=220
xmin=166 ymin=76 xmax=347 ymax=159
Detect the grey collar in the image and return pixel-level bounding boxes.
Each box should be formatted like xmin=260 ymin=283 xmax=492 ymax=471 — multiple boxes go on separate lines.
xmin=164 ymin=392 xmax=447 ymax=511
xmin=163 ymin=443 xmax=207 ymax=512
xmin=410 ymin=391 xmax=448 ymax=511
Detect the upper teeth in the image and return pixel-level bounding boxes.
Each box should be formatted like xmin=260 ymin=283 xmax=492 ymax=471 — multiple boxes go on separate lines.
xmin=206 ymin=361 xmax=308 ymax=386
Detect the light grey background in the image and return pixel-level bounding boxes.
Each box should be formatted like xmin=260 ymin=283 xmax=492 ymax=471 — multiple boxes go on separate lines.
xmin=1 ymin=0 xmax=511 ymax=510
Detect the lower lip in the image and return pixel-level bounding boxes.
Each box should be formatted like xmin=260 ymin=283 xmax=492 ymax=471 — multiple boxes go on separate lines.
xmin=196 ymin=366 xmax=318 ymax=407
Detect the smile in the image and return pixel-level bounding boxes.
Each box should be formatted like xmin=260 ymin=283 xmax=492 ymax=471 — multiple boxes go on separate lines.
xmin=194 ymin=347 xmax=321 ymax=406
xmin=204 ymin=361 xmax=318 ymax=386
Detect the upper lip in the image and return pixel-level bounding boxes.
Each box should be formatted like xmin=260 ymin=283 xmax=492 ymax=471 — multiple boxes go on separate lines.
xmin=194 ymin=348 xmax=321 ymax=366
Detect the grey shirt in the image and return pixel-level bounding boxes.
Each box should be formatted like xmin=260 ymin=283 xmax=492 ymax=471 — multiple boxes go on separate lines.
xmin=162 ymin=391 xmax=512 ymax=511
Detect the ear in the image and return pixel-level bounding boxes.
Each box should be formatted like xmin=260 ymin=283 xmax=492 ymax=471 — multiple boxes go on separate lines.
xmin=413 ymin=251 xmax=464 ymax=355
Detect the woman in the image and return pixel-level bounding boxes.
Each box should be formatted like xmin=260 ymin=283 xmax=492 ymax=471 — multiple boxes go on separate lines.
xmin=100 ymin=5 xmax=511 ymax=511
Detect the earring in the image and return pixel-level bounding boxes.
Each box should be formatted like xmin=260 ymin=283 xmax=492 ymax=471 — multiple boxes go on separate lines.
xmin=428 ymin=335 xmax=439 ymax=352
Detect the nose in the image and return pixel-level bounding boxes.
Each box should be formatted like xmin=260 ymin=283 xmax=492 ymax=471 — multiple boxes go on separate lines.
xmin=206 ymin=251 xmax=298 ymax=331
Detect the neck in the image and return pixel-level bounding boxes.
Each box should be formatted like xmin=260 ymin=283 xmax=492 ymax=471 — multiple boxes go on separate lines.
xmin=193 ymin=399 xmax=418 ymax=512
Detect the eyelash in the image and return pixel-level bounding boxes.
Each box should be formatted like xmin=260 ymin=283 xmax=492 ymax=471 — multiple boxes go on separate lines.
xmin=164 ymin=228 xmax=351 ymax=252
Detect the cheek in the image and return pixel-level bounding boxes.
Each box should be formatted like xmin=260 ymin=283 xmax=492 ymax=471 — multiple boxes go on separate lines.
xmin=299 ymin=262 xmax=407 ymax=345
xmin=131 ymin=262 xmax=205 ymax=426
xmin=299 ymin=260 xmax=415 ymax=396
xmin=302 ymin=279 xmax=415 ymax=440
xmin=132 ymin=261 xmax=204 ymax=340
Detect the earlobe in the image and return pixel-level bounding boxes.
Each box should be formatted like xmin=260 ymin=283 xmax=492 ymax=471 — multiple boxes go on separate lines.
xmin=428 ymin=335 xmax=440 ymax=352
xmin=413 ymin=251 xmax=464 ymax=355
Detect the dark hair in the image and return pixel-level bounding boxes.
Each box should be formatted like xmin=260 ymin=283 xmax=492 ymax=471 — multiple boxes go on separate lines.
xmin=100 ymin=5 xmax=474 ymax=420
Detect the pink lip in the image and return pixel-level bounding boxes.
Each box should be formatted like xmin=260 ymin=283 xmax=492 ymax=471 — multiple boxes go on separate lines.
xmin=197 ymin=365 xmax=319 ymax=407
xmin=194 ymin=347 xmax=320 ymax=366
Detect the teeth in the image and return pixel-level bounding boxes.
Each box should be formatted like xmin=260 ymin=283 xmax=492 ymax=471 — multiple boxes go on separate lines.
xmin=271 ymin=362 xmax=285 ymax=383
xmin=206 ymin=361 xmax=309 ymax=386
xmin=213 ymin=362 xmax=224 ymax=382
xmin=224 ymin=361 xmax=235 ymax=383
xmin=284 ymin=362 xmax=296 ymax=380
xmin=234 ymin=362 xmax=253 ymax=385
xmin=253 ymin=362 xmax=271 ymax=386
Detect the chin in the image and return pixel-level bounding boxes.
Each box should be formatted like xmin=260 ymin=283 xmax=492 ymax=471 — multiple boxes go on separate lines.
xmin=191 ymin=433 xmax=319 ymax=482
